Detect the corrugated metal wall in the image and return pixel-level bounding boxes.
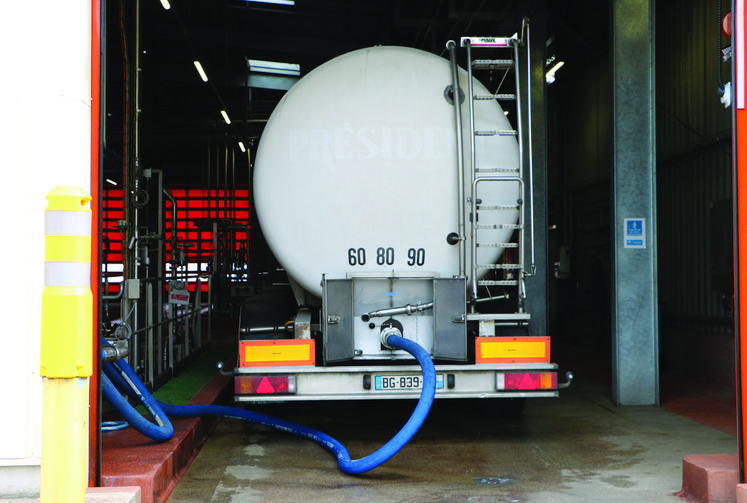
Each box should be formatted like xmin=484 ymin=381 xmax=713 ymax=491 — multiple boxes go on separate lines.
xmin=656 ymin=0 xmax=732 ymax=334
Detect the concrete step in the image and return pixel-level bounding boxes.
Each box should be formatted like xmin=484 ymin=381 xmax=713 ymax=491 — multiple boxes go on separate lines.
xmin=87 ymin=487 xmax=141 ymax=503
xmin=0 ymin=486 xmax=140 ymax=503
xmin=678 ymin=454 xmax=738 ymax=503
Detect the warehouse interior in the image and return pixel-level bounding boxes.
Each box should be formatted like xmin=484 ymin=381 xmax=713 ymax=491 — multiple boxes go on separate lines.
xmin=103 ymin=0 xmax=731 ymax=387
xmin=92 ymin=0 xmax=736 ymax=499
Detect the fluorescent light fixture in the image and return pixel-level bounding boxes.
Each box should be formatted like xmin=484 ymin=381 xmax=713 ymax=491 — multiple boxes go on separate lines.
xmin=106 ymin=178 xmax=117 ymax=186
xmin=242 ymin=0 xmax=295 ymax=5
xmin=159 ymin=0 xmax=171 ymax=10
xmin=193 ymin=61 xmax=208 ymax=82
xmin=238 ymin=141 xmax=246 ymax=152
xmin=546 ymin=61 xmax=565 ymax=84
xmin=248 ymin=59 xmax=300 ymax=76
xmin=221 ymin=110 xmax=231 ymax=124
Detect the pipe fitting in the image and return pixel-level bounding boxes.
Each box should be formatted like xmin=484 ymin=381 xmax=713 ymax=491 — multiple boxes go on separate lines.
xmin=362 ymin=301 xmax=434 ymax=322
xmin=102 ymin=340 xmax=129 ymax=363
xmin=380 ymin=325 xmax=402 ymax=349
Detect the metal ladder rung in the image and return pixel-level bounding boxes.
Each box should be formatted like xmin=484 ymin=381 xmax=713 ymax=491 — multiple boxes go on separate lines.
xmin=477 ymin=264 xmax=522 ymax=270
xmin=472 ymin=59 xmax=514 ymax=70
xmin=475 ymin=129 xmax=518 ymax=137
xmin=474 ymin=93 xmax=516 ymax=101
xmin=474 ymin=168 xmax=520 ymax=173
xmin=474 ymin=94 xmax=516 ymax=101
xmin=476 ymin=242 xmax=518 ymax=248
xmin=461 ymin=36 xmax=517 ymax=48
xmin=475 ymin=223 xmax=523 ymax=230
xmin=478 ymin=280 xmax=519 ymax=286
xmin=476 ymin=204 xmax=521 ymax=211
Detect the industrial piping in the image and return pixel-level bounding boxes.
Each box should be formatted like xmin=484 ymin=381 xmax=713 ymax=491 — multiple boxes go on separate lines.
xmin=101 ymin=334 xmax=436 ymax=474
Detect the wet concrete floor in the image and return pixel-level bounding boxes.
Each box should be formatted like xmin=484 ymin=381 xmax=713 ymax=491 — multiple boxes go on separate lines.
xmin=167 ymin=378 xmax=736 ymax=502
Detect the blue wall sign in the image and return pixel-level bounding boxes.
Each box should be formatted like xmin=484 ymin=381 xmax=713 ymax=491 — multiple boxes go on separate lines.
xmin=624 ymin=218 xmax=646 ymax=249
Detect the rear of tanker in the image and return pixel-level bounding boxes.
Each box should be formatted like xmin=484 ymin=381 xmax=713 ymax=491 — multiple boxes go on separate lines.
xmin=234 ymin=39 xmax=566 ymax=406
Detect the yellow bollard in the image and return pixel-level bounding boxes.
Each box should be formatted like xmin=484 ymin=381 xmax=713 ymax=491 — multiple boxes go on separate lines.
xmin=40 ymin=186 xmax=93 ymax=503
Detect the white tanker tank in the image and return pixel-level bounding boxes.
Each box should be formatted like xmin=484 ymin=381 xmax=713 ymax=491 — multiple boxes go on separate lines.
xmin=254 ymin=45 xmax=521 ymax=304
xmin=236 ymin=36 xmax=565 ymax=404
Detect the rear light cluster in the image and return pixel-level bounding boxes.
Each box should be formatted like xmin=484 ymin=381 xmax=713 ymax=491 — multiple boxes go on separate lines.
xmin=496 ymin=372 xmax=557 ymax=391
xmin=234 ymin=375 xmax=296 ymax=395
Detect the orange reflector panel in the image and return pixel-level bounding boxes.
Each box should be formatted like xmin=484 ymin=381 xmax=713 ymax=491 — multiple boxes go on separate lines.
xmin=476 ymin=336 xmax=550 ymax=363
xmin=239 ymin=339 xmax=315 ymax=367
xmin=234 ymin=375 xmax=296 ymax=395
xmin=496 ymin=372 xmax=557 ymax=391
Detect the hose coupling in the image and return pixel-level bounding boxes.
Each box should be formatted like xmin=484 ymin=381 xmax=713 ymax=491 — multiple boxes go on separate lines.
xmin=380 ymin=326 xmax=402 ymax=349
xmin=102 ymin=340 xmax=129 ymax=363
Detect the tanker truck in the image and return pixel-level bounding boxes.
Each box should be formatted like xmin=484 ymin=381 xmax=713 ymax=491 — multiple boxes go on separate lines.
xmin=232 ymin=32 xmax=570 ymax=410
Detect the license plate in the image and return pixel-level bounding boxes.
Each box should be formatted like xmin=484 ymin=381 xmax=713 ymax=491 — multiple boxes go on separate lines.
xmin=374 ymin=374 xmax=444 ymax=391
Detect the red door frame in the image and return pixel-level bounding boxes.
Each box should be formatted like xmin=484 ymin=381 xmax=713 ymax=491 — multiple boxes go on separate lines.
xmin=90 ymin=0 xmax=102 ymax=487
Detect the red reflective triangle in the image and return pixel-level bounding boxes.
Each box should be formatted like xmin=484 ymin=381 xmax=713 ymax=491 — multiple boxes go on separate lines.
xmin=519 ymin=373 xmax=537 ymax=390
xmin=256 ymin=377 xmax=275 ymax=393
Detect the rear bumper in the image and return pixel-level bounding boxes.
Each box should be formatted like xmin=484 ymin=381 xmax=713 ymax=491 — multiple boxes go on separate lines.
xmin=234 ymin=362 xmax=560 ymax=402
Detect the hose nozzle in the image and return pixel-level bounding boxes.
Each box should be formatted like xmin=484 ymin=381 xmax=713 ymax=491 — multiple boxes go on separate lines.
xmin=380 ymin=326 xmax=402 ymax=349
xmin=379 ymin=319 xmax=404 ymax=349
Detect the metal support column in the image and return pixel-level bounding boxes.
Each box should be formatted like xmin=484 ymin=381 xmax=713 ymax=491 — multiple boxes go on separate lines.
xmin=611 ymin=0 xmax=659 ymax=405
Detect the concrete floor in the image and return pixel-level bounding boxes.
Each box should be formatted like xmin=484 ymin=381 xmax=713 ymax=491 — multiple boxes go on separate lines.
xmin=166 ymin=377 xmax=737 ymax=503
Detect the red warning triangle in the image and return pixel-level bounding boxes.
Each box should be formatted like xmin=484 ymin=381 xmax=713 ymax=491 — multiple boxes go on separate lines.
xmin=518 ymin=373 xmax=536 ymax=390
xmin=256 ymin=377 xmax=275 ymax=393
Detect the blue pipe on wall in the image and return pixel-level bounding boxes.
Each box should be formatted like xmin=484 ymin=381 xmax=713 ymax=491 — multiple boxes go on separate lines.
xmin=101 ymin=334 xmax=436 ymax=474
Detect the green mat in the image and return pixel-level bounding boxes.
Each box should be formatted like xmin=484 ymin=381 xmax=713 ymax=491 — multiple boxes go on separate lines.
xmin=147 ymin=346 xmax=237 ymax=407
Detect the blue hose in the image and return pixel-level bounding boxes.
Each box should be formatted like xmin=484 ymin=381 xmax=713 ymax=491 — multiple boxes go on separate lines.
xmin=102 ymin=358 xmax=174 ymax=441
xmin=101 ymin=420 xmax=129 ymax=431
xmin=101 ymin=335 xmax=436 ymax=474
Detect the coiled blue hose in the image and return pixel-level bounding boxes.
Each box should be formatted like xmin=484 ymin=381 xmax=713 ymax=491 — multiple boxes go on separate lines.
xmin=101 ymin=335 xmax=436 ymax=474
xmin=102 ymin=358 xmax=174 ymax=441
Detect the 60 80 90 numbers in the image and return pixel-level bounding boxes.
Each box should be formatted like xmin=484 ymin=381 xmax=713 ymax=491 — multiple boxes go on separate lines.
xmin=347 ymin=247 xmax=426 ymax=267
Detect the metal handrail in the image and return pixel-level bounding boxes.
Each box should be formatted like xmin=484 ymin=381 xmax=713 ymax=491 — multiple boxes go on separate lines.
xmin=521 ymin=17 xmax=536 ymax=277
xmin=465 ymin=40 xmax=479 ymax=301
xmin=446 ymin=40 xmax=467 ymax=278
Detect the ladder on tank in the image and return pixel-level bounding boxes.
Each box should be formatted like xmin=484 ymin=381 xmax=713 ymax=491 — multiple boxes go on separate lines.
xmin=446 ymin=19 xmax=536 ymax=316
